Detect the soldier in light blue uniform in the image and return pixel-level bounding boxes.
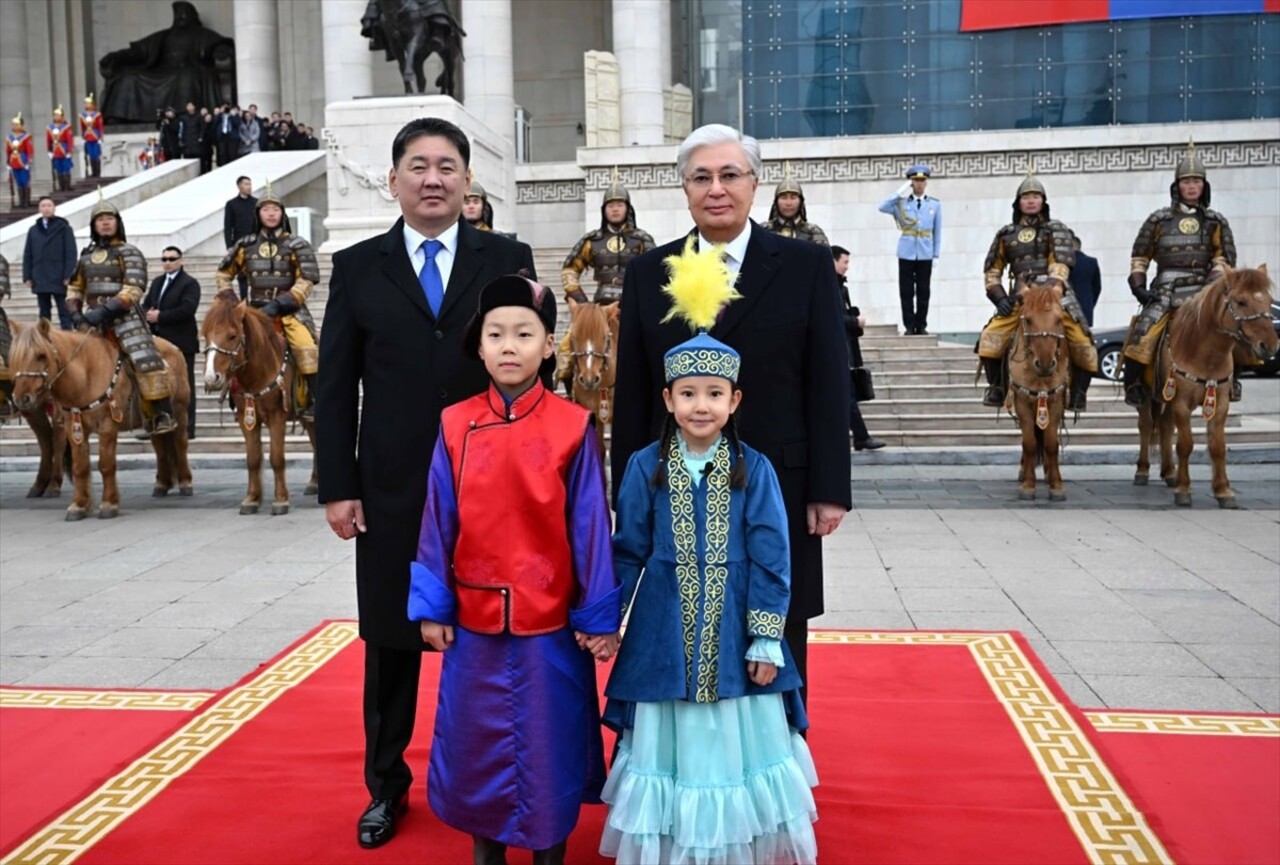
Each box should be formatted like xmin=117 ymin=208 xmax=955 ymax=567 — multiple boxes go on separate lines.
xmin=879 ymin=163 xmax=941 ymax=335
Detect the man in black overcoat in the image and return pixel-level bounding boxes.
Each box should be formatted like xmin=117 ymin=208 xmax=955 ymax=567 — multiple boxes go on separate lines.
xmin=223 ymin=176 xmax=257 ymax=300
xmin=316 ymin=117 xmax=536 ymax=851
xmin=611 ymin=124 xmax=852 ymax=705
xmin=142 ymin=245 xmax=200 ymax=436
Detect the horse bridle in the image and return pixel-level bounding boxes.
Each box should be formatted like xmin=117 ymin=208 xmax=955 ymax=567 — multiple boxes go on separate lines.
xmin=1017 ymin=313 xmax=1065 ymax=374
xmin=11 ymin=332 xmax=93 ymax=399
xmin=1215 ymin=293 xmax=1273 ymax=346
xmin=569 ymin=329 xmax=613 ymax=387
xmin=204 ymin=331 xmax=289 ymax=398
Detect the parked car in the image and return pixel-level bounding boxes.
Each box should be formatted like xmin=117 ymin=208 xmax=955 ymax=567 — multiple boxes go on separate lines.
xmin=1091 ymin=299 xmax=1280 ymax=380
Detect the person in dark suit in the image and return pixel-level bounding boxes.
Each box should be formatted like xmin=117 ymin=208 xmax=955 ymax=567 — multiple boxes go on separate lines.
xmin=22 ymin=197 xmax=78 ymax=330
xmin=316 ymin=117 xmax=537 ymax=852
xmin=215 ymin=104 xmax=240 ymax=167
xmin=1069 ymin=236 xmax=1101 ymax=327
xmin=143 ymin=246 xmax=201 ymax=437
xmin=834 ymin=245 xmax=885 ymax=451
xmin=611 ymin=124 xmax=852 ymax=706
xmin=223 ymin=176 xmax=257 ymax=300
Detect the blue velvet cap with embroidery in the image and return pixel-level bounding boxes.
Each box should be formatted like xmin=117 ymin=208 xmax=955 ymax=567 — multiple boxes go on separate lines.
xmin=659 ymin=236 xmax=743 ymax=384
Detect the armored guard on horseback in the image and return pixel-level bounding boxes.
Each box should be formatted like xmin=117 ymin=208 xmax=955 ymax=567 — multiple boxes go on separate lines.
xmin=978 ymin=172 xmax=1097 ymax=411
xmin=216 ymin=184 xmax=320 ymax=419
xmin=556 ymin=170 xmax=655 ymax=391
xmin=762 ymin=162 xmax=829 ymax=246
xmin=67 ymin=193 xmax=179 ymax=436
xmin=1122 ymin=141 xmax=1239 ymax=408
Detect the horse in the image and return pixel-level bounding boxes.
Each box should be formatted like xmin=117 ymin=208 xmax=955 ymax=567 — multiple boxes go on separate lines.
xmin=362 ymin=0 xmax=465 ymax=96
xmin=567 ymin=298 xmax=619 ymax=456
xmin=8 ymin=318 xmax=193 ymax=520
xmin=202 ymin=290 xmax=318 ymax=516
xmin=1135 ymin=265 xmax=1278 ymax=508
xmin=3 ymin=319 xmax=69 ymax=498
xmin=1005 ymin=280 xmax=1071 ymax=501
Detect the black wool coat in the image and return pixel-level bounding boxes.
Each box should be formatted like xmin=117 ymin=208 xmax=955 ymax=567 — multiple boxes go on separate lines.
xmin=316 ymin=218 xmax=537 ymax=650
xmin=223 ymin=195 xmax=258 ymax=248
xmin=22 ymin=216 xmax=78 ymax=295
xmin=142 ymin=269 xmax=201 ymax=355
xmin=610 ymin=222 xmax=852 ymax=621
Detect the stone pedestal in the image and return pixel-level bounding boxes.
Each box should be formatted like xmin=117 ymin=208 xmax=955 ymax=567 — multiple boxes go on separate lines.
xmin=321 ymin=96 xmax=515 ymax=252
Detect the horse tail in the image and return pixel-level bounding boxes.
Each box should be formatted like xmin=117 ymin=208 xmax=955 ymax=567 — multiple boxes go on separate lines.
xmin=1034 ymin=426 xmax=1045 ymax=468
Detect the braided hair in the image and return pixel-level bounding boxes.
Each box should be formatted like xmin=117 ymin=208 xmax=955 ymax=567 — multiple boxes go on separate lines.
xmin=648 ymin=412 xmax=678 ymax=489
xmin=647 ymin=405 xmax=748 ymax=490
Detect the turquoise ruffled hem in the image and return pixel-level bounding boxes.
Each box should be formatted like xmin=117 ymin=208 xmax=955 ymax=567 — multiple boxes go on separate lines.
xmin=599 ymin=695 xmax=818 ymax=865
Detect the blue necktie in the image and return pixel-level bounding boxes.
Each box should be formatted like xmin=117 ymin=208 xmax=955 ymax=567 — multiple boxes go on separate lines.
xmin=419 ymin=239 xmax=444 ymax=316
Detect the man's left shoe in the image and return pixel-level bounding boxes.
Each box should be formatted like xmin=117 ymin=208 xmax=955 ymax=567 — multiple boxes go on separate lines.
xmin=1230 ymin=378 xmax=1242 ymax=402
xmin=357 ymin=796 xmax=407 ymax=849
xmin=854 ymin=438 xmax=887 ymax=451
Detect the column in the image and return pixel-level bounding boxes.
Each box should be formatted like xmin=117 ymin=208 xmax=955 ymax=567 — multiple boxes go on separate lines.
xmin=612 ymin=0 xmax=665 ymax=145
xmin=321 ymin=0 xmax=374 ymax=105
xmin=462 ymin=0 xmax=514 ymax=144
xmin=0 ymin=1 xmax=30 ymax=124
xmin=234 ymin=0 xmax=281 ymax=113
xmin=659 ymin=0 xmax=672 ymax=90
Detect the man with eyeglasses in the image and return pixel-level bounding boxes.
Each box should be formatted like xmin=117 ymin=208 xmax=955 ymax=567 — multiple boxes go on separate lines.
xmin=611 ymin=124 xmax=851 ymax=707
xmin=143 ymin=247 xmax=201 ymax=438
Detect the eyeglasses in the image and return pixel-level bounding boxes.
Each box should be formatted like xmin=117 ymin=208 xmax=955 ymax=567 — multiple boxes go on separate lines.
xmin=684 ymin=170 xmax=755 ymax=189
xmin=160 ymin=256 xmax=180 ymax=262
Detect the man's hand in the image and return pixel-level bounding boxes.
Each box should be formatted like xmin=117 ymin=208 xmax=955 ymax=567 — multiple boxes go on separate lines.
xmin=806 ymin=502 xmax=845 ymax=537
xmin=24 ymin=280 xmax=32 ymax=288
xmin=83 ymin=305 xmax=108 ymax=328
xmin=145 ymin=309 xmax=160 ymax=324
xmin=748 ymin=660 xmax=778 ymax=686
xmin=325 ymin=499 xmax=366 ymax=540
xmin=259 ymin=300 xmax=282 ymax=318
xmin=995 ymin=296 xmax=1015 ymax=318
xmin=857 ymin=315 xmax=866 ymax=329
xmin=576 ymin=631 xmax=620 ymax=663
xmin=420 ymin=620 xmax=454 ymax=651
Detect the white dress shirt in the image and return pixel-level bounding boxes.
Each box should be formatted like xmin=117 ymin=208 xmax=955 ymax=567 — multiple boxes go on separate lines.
xmin=403 ymin=219 xmax=459 ymax=294
xmin=697 ymin=221 xmax=753 ymax=279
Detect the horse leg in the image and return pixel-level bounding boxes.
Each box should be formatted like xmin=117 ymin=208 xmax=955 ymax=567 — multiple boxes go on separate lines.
xmin=174 ymin=418 xmax=193 ymax=496
xmin=98 ymin=426 xmax=120 ymax=519
xmin=1207 ymin=409 xmax=1236 ymax=509
xmin=24 ymin=408 xmax=55 ymax=498
xmin=48 ymin=410 xmax=67 ymax=496
xmin=303 ymin=420 xmax=319 ymax=496
xmin=241 ymin=411 xmax=263 ymax=515
xmin=1172 ymin=400 xmax=1194 ymax=506
xmin=66 ymin=435 xmax=92 ymax=521
xmin=269 ymin=410 xmax=290 ymax=516
xmin=152 ymin=419 xmax=173 ymax=498
xmin=1046 ymin=410 xmax=1066 ymax=501
xmin=1134 ymin=403 xmax=1152 ymax=485
xmin=1158 ymin=403 xmax=1176 ymax=486
xmin=1017 ymin=406 xmax=1038 ymax=500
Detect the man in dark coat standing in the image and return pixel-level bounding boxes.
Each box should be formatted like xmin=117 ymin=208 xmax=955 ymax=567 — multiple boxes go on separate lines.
xmin=1069 ymin=236 xmax=1102 ymax=327
xmin=143 ymin=246 xmax=201 ymax=436
xmin=215 ymin=104 xmax=240 ymax=167
xmin=22 ymin=196 xmax=78 ymax=329
xmin=223 ymin=176 xmax=257 ymax=300
xmin=611 ymin=124 xmax=852 ymax=704
xmin=316 ymin=117 xmax=536 ymax=852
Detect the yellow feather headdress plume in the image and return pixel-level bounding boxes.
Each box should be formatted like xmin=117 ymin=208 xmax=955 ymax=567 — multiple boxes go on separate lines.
xmin=659 ymin=236 xmax=741 ymax=332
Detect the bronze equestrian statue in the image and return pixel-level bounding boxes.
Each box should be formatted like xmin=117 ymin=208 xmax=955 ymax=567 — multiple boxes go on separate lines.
xmin=361 ymin=0 xmax=465 ymax=97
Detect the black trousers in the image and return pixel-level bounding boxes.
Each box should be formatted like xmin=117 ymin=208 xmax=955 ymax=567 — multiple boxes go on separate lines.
xmin=363 ymin=642 xmax=423 ymax=800
xmin=36 ymin=293 xmax=73 ymax=330
xmin=897 ymin=259 xmax=933 ymax=331
xmin=850 ymin=398 xmax=870 ymax=444
xmin=784 ymin=616 xmax=809 ymax=708
xmin=236 ymin=274 xmax=249 ymax=301
xmin=182 ymin=352 xmax=196 ymax=435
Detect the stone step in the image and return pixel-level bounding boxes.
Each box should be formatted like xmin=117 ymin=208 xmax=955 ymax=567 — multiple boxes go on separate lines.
xmin=857 ymin=410 xmax=1244 ymax=431
xmin=859 ymin=347 xmax=977 ymax=363
xmin=865 ymin=427 xmax=1280 ymax=448
xmin=0 ymin=432 xmax=313 ymax=458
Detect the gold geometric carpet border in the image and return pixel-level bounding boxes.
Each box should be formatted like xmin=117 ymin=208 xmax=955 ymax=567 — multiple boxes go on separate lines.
xmin=1086 ymin=711 xmax=1280 ymax=737
xmin=0 ymin=689 xmax=216 ymax=712
xmin=2 ymin=621 xmax=359 ymax=865
xmin=810 ymin=630 xmax=1173 ymax=865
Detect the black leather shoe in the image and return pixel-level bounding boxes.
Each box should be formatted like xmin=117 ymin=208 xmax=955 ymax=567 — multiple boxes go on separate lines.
xmin=983 ymin=386 xmax=1005 ymax=407
xmin=357 ymin=796 xmax=407 ymax=849
xmin=854 ymin=438 xmax=886 ymax=451
xmin=1067 ymin=392 xmax=1087 ymax=412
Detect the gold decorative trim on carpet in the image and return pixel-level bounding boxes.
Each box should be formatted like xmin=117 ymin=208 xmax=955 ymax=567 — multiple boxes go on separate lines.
xmin=811 ymin=630 xmax=1172 ymax=865
xmin=2 ymin=621 xmax=359 ymax=865
xmin=1087 ymin=711 xmax=1280 ymax=737
xmin=0 ymin=689 xmax=216 ymax=712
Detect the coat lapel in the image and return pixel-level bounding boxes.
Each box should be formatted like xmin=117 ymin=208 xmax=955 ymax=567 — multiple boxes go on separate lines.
xmin=436 ymin=220 xmax=486 ymax=324
xmin=378 ymin=218 xmax=432 ymax=319
xmin=713 ymin=222 xmax=780 ymax=340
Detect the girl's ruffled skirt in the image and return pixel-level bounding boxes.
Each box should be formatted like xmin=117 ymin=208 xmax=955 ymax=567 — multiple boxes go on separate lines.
xmin=600 ymin=695 xmax=818 ymax=864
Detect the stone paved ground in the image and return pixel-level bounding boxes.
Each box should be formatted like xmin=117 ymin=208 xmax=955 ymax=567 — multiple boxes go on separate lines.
xmin=1 ymin=461 xmax=1277 ymax=712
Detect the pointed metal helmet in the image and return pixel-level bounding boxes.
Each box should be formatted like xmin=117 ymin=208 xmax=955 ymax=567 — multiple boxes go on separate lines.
xmin=774 ymin=160 xmax=803 ymax=199
xmin=90 ymin=186 xmax=120 ymax=219
xmin=603 ymin=166 xmax=630 ymax=204
xmin=257 ymin=178 xmax=284 ymax=210
xmin=1174 ymin=138 xmax=1206 ymax=181
xmin=465 ymin=175 xmax=487 ymax=200
xmin=1015 ymin=167 xmax=1046 ymax=198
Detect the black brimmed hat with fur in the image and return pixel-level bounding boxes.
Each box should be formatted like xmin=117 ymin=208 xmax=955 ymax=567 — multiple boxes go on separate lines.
xmin=463 ymin=274 xmax=559 ymax=377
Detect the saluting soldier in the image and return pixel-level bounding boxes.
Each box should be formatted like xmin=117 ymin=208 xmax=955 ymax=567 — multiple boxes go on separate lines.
xmin=977 ymin=171 xmax=1097 ymax=411
xmin=879 ymin=163 xmax=941 ymax=335
xmin=216 ymin=184 xmax=321 ymax=419
xmin=462 ymin=177 xmax=493 ymax=231
xmin=80 ymin=94 xmax=104 ymax=178
xmin=1122 ymin=141 xmax=1241 ymax=406
xmin=761 ymin=161 xmax=829 ymax=246
xmin=555 ymin=170 xmax=656 ymax=390
xmin=47 ymin=106 xmax=75 ymax=192
xmin=7 ymin=113 xmax=34 ymax=209
xmin=67 ymin=194 xmax=179 ymax=436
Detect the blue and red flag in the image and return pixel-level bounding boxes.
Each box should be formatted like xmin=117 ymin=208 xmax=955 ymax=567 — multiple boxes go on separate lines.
xmin=960 ymin=0 xmax=1279 ymax=32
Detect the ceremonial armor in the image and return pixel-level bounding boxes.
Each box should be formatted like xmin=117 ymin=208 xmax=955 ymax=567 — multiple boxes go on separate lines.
xmin=47 ymin=111 xmax=74 ymax=192
xmin=7 ymin=115 xmax=33 ymax=208
xmin=561 ymin=228 xmax=653 ymax=303
xmin=80 ymin=95 xmax=104 ymax=177
xmin=1128 ymin=205 xmax=1235 ymax=335
xmin=763 ymin=164 xmax=830 ymax=246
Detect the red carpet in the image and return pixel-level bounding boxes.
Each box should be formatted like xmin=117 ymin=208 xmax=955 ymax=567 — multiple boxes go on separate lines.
xmin=1084 ymin=710 xmax=1280 ymax=865
xmin=5 ymin=623 xmax=1245 ymax=865
xmin=0 ymin=687 xmax=214 ymax=857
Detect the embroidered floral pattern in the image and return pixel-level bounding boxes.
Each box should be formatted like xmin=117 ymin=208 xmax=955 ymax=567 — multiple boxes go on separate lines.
xmin=663 ymin=347 xmax=740 ymax=384
xmin=666 ymin=437 xmax=699 ymax=698
xmin=748 ymin=609 xmax=785 ymax=640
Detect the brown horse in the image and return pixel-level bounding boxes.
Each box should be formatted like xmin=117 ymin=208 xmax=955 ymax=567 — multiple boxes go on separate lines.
xmin=4 ymin=319 xmax=69 ymax=498
xmin=8 ymin=318 xmax=192 ymax=520
xmin=1006 ymin=281 xmax=1071 ymax=501
xmin=202 ymin=290 xmax=318 ymax=516
xmin=1136 ymin=265 xmax=1278 ymax=508
xmin=567 ymin=299 xmax=619 ymax=455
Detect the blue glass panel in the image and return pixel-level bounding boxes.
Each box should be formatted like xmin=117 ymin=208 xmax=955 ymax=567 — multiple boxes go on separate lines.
xmin=912 ymin=101 xmax=977 ymax=133
xmin=977 ymin=98 xmax=1044 ymax=130
xmin=1258 ymin=87 xmax=1279 ymax=118
xmin=1188 ymin=91 xmax=1257 ymax=122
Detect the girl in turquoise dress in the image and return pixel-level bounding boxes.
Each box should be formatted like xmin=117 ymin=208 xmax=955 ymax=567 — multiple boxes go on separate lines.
xmin=597 ymin=240 xmax=818 ymax=863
